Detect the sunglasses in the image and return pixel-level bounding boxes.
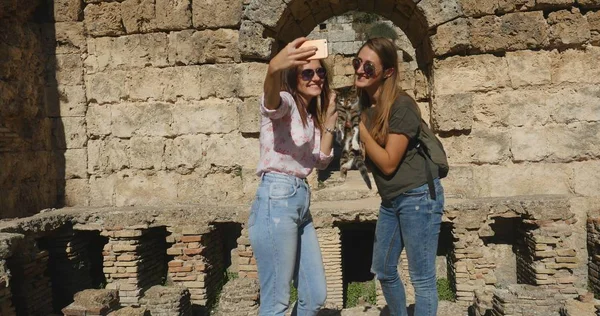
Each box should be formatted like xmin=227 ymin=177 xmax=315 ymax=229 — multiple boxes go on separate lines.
xmin=300 ymin=67 xmax=327 ymax=81
xmin=352 ymin=58 xmax=376 ymax=77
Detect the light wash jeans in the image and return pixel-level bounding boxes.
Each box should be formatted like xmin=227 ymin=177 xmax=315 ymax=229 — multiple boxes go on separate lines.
xmin=371 ymin=178 xmax=445 ymax=316
xmin=248 ymin=172 xmax=327 ymax=316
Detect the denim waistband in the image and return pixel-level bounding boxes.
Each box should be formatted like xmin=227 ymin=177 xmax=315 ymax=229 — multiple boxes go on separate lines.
xmin=260 ymin=172 xmax=308 ymax=187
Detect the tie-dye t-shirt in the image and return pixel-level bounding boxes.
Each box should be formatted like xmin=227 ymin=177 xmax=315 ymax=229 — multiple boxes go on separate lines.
xmin=256 ymin=91 xmax=333 ymax=178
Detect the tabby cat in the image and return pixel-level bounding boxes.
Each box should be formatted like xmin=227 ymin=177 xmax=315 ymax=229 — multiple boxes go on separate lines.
xmin=334 ymin=85 xmax=372 ymax=190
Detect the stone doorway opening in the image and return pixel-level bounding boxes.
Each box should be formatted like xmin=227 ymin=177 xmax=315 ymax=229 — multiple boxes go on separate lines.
xmin=339 ymin=222 xmax=376 ymax=307
xmin=482 ymin=216 xmax=522 ymax=287
xmin=36 ymin=228 xmax=109 ymax=314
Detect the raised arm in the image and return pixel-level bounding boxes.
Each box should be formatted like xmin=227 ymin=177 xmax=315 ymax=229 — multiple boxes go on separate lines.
xmin=263 ymin=37 xmax=318 ymax=110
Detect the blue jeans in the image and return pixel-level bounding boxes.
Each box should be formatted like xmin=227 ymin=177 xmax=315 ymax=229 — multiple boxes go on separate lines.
xmin=371 ymin=179 xmax=444 ymax=316
xmin=248 ymin=172 xmax=327 ymax=316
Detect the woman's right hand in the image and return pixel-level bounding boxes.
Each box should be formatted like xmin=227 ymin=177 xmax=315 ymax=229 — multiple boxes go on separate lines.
xmin=268 ymin=37 xmax=317 ymax=74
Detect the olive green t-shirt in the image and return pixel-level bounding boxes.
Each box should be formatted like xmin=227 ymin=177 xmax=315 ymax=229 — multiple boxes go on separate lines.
xmin=364 ymin=95 xmax=438 ymax=202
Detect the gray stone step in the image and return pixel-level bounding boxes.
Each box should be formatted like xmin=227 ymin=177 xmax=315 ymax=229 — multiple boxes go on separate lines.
xmin=312 ymin=170 xmax=378 ymax=202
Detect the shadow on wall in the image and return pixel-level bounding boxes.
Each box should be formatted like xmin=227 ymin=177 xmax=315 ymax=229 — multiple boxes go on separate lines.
xmin=0 ymin=0 xmax=65 ymax=219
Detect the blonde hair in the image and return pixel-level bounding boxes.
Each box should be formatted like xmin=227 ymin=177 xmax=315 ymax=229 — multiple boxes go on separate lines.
xmin=357 ymin=37 xmax=412 ymax=146
xmin=281 ymin=60 xmax=331 ymax=131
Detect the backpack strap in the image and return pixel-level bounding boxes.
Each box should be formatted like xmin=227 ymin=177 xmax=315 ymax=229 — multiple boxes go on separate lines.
xmin=416 ymin=124 xmax=437 ymax=201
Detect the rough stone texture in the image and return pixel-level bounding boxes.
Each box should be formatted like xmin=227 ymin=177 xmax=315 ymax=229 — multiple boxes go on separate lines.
xmin=212 ymin=278 xmax=259 ymax=316
xmin=417 ymin=0 xmax=464 ymax=28
xmin=168 ymin=30 xmax=241 ymax=65
xmin=469 ymin=11 xmax=549 ymax=53
xmin=63 ymin=289 xmax=119 ymax=316
xmin=139 ymin=285 xmax=192 ymax=315
xmin=588 ymin=11 xmax=600 ymax=45
xmin=194 ymin=0 xmax=243 ymax=28
xmin=547 ymin=8 xmax=591 ymax=47
xmin=433 ymin=54 xmax=510 ymax=95
xmin=84 ymin=2 xmax=125 ymax=37
xmin=53 ymin=0 xmax=83 ymax=22
xmin=505 ymin=50 xmax=552 ymax=87
xmin=431 ymin=93 xmax=474 ymax=131
xmin=431 ymin=18 xmax=470 ymax=56
xmin=0 ymin=3 xmax=59 ymax=219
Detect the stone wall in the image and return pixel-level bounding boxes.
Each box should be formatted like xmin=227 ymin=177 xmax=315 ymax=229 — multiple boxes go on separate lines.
xmin=0 ymin=0 xmax=60 ymax=219
xmin=1 ymin=0 xmax=587 ymax=214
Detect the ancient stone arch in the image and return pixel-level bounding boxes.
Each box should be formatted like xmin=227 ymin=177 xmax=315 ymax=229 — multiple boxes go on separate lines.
xmin=239 ymin=0 xmax=452 ymax=69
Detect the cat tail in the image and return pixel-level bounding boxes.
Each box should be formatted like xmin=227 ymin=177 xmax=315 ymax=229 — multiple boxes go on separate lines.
xmin=355 ymin=156 xmax=372 ymax=190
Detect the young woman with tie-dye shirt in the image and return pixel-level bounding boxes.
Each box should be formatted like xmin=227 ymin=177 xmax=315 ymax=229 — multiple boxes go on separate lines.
xmin=247 ymin=37 xmax=338 ymax=316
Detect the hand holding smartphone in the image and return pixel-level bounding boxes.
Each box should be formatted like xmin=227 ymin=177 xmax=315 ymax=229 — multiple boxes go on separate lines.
xmin=298 ymin=39 xmax=328 ymax=60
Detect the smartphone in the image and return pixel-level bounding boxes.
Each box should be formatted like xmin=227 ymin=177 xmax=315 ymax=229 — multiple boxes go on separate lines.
xmin=298 ymin=39 xmax=328 ymax=60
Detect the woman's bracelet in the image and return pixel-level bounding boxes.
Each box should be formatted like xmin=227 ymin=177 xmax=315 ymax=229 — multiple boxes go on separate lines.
xmin=325 ymin=126 xmax=336 ymax=134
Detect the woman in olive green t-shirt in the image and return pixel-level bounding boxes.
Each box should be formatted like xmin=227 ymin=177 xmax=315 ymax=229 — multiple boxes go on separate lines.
xmin=354 ymin=37 xmax=445 ymax=316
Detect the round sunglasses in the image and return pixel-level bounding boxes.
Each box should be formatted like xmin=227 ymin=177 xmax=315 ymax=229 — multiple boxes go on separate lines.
xmin=300 ymin=67 xmax=327 ymax=81
xmin=352 ymin=58 xmax=376 ymax=77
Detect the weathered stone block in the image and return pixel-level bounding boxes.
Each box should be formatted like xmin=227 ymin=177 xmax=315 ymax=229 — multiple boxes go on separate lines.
xmin=64 ymin=179 xmax=90 ymax=206
xmin=85 ymin=70 xmax=128 ymax=104
xmin=577 ymin=0 xmax=600 ymax=7
xmin=537 ymin=0 xmax=575 ymax=7
xmin=459 ymin=0 xmax=497 ymax=17
xmin=155 ymin=0 xmax=192 ymax=30
xmin=506 ymin=50 xmax=552 ymax=87
xmin=198 ymin=64 xmax=241 ymax=99
xmin=54 ymin=0 xmax=82 ymax=22
xmin=433 ymin=54 xmax=510 ymax=95
xmin=115 ymin=171 xmax=178 ymax=206
xmin=89 ymin=175 xmax=116 ymax=206
xmin=417 ymin=0 xmax=463 ymax=28
xmin=53 ymin=117 xmax=87 ymax=149
xmin=120 ymin=0 xmax=155 ymax=33
xmin=442 ymin=128 xmax=511 ymax=164
xmin=167 ymin=29 xmax=240 ymax=65
xmin=203 ymin=133 xmax=259 ymax=168
xmin=87 ymin=104 xmax=111 ymax=136
xmin=172 ymin=98 xmax=239 ymax=135
xmin=88 ymin=139 xmax=129 ymax=174
xmin=238 ymin=97 xmax=260 ymax=134
xmin=469 ymin=11 xmax=548 ymax=53
xmin=548 ymin=8 xmax=591 ymax=47
xmin=86 ymin=33 xmax=169 ymax=72
xmin=243 ymin=0 xmax=286 ymax=29
xmin=128 ymin=137 xmax=164 ymax=170
xmin=45 ymin=85 xmax=87 ymax=117
xmin=84 ymin=2 xmax=124 ymax=37
xmin=237 ymin=63 xmax=267 ymax=98
xmin=54 ymin=22 xmax=86 ymax=54
xmin=440 ymin=165 xmax=477 ymax=198
xmin=177 ymin=172 xmax=243 ymax=204
xmin=587 ymin=11 xmax=600 ymax=45
xmin=193 ymin=0 xmax=242 ymax=28
xmin=551 ymin=46 xmax=600 ymax=84
xmin=111 ymin=102 xmax=173 ymax=138
xmin=53 ymin=54 xmax=84 ymax=86
xmin=431 ymin=18 xmax=470 ymax=56
xmin=573 ymin=162 xmax=600 ymax=196
xmin=432 ymin=93 xmax=473 ymax=131
xmin=511 ymin=123 xmax=600 ymax=163
xmin=476 ymin=163 xmax=573 ymax=197
xmin=239 ymin=21 xmax=274 ymax=60
xmin=164 ymin=135 xmax=206 ymax=172
xmin=63 ymin=149 xmax=88 ymax=179
xmin=472 ymin=84 xmax=600 ymax=128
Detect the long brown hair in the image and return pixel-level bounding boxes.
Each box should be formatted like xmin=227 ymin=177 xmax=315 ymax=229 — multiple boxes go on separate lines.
xmin=357 ymin=37 xmax=412 ymax=146
xmin=280 ymin=60 xmax=331 ymax=131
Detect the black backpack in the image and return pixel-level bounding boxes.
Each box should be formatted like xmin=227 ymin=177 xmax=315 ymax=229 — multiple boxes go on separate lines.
xmin=407 ymin=103 xmax=449 ymax=200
